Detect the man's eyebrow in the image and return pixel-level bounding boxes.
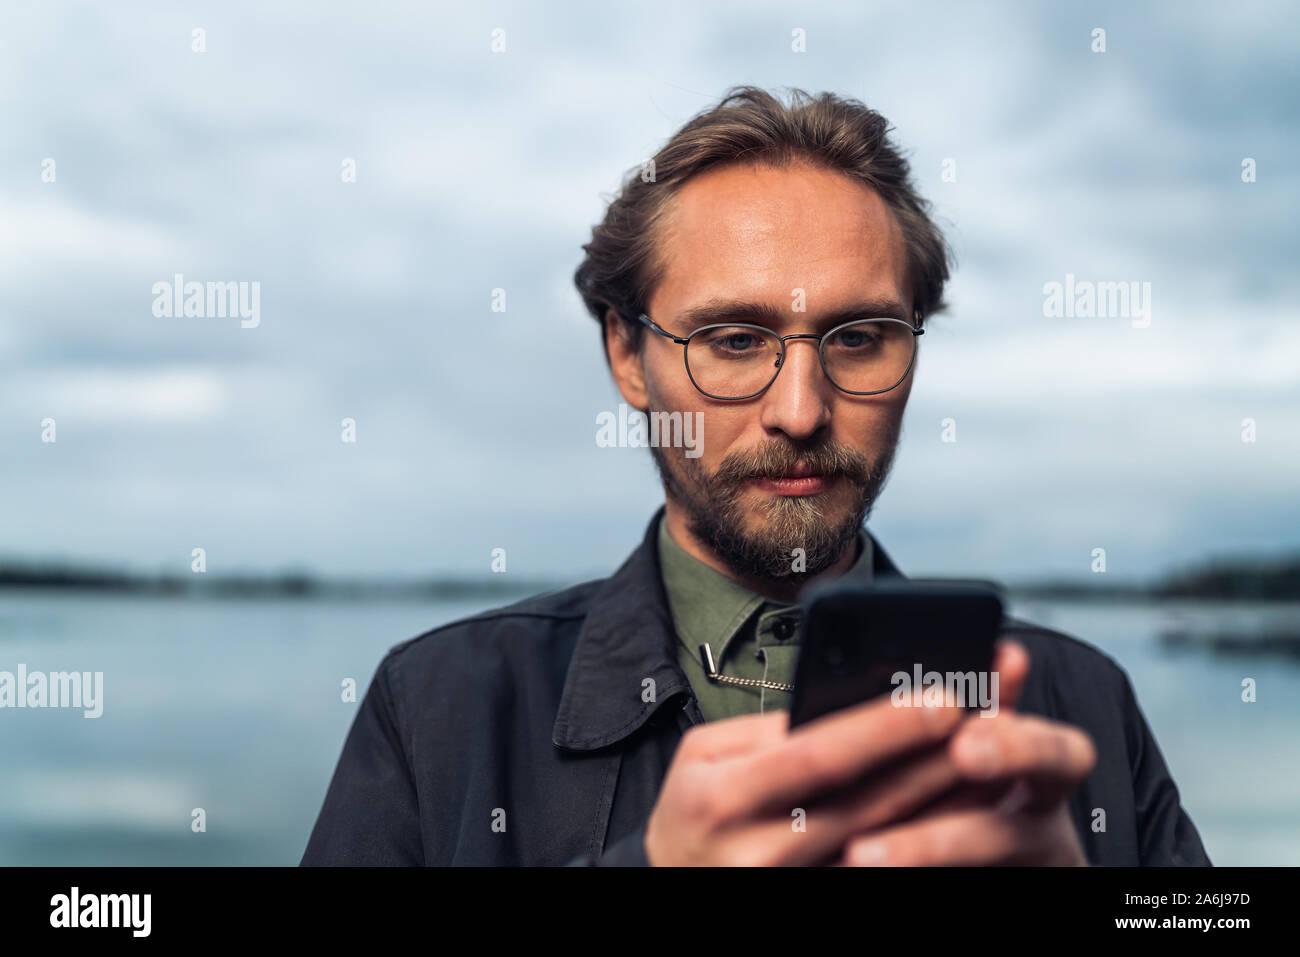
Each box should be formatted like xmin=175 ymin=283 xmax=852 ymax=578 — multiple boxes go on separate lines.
xmin=675 ymin=298 xmax=910 ymax=330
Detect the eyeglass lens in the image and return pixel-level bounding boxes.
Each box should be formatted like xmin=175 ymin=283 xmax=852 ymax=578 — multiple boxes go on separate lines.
xmin=683 ymin=319 xmax=915 ymax=398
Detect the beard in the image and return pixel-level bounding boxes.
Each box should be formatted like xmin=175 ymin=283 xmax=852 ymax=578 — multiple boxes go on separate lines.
xmin=649 ymin=415 xmax=900 ymax=588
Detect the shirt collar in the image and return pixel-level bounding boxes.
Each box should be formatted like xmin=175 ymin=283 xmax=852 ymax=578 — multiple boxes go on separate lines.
xmin=656 ymin=512 xmax=874 ymax=666
xmin=552 ymin=505 xmax=904 ymax=752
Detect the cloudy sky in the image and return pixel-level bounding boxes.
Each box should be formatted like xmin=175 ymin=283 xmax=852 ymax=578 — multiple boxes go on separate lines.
xmin=2 ymin=0 xmax=1297 ymax=585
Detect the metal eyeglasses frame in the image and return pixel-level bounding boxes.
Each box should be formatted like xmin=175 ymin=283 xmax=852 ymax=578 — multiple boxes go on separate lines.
xmin=632 ymin=311 xmax=925 ymax=400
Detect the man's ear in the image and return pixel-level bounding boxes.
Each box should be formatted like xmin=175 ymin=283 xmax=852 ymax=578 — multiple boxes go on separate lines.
xmin=603 ymin=308 xmax=649 ymax=409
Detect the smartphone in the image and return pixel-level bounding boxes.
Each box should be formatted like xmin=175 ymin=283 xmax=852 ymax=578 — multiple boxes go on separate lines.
xmin=787 ymin=577 xmax=1005 ymax=729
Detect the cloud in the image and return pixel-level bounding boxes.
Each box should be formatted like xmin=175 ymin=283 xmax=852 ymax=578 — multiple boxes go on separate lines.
xmin=0 ymin=0 xmax=1295 ymax=580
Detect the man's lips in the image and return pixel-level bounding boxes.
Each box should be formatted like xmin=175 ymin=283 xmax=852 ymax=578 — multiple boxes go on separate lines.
xmin=750 ymin=471 xmax=832 ymax=496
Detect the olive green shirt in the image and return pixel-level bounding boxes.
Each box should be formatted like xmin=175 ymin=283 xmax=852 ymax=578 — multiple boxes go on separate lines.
xmin=656 ymin=514 xmax=874 ymax=723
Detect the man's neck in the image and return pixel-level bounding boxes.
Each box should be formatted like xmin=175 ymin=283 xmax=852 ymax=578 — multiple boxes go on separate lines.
xmin=661 ymin=499 xmax=859 ymax=604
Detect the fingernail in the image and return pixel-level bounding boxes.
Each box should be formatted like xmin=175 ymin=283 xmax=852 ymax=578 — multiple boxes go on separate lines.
xmin=960 ymin=734 xmax=999 ymax=774
xmin=851 ymin=840 xmax=888 ymax=865
xmin=921 ymin=701 xmax=959 ymax=731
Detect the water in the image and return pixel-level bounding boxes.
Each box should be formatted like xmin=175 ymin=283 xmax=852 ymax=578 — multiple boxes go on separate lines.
xmin=1007 ymin=599 xmax=1300 ymax=867
xmin=0 ymin=591 xmax=1296 ymax=865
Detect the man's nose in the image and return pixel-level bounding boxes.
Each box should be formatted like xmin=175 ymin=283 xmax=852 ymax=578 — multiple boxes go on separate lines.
xmin=757 ymin=338 xmax=834 ymax=440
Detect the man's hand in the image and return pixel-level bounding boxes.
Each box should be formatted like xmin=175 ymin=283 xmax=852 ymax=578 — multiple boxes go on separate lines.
xmin=640 ymin=639 xmax=1039 ymax=866
xmin=837 ymin=708 xmax=1096 ymax=865
xmin=643 ymin=639 xmax=1096 ymax=866
xmin=643 ymin=688 xmax=972 ymax=866
xmin=834 ymin=639 xmax=1096 ymax=865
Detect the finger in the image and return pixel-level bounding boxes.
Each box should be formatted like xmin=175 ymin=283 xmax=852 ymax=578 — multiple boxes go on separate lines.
xmin=949 ymin=713 xmax=1097 ymax=811
xmin=991 ymin=639 xmax=1030 ymax=712
xmin=676 ymin=709 xmax=790 ymax=762
xmin=901 ymin=777 xmax=1017 ymax=821
xmin=733 ymin=692 xmax=969 ymax=815
xmin=842 ymin=804 xmax=1051 ymax=866
xmin=799 ymin=743 xmax=968 ymax=855
xmin=721 ymin=743 xmax=967 ymax=866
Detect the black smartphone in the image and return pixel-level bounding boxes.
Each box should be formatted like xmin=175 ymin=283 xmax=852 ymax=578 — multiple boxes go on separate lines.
xmin=788 ymin=577 xmax=1006 ymax=729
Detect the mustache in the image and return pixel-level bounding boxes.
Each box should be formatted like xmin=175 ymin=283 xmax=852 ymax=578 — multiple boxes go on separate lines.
xmin=712 ymin=440 xmax=874 ymax=485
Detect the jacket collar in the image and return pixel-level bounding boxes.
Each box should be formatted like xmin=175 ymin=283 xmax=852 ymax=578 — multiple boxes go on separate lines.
xmin=551 ymin=505 xmax=907 ymax=752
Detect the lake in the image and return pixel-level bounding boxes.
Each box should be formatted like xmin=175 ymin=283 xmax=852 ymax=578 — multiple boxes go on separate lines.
xmin=0 ymin=590 xmax=1296 ymax=865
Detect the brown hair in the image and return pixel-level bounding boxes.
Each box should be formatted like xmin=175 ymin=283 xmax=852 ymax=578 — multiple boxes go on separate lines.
xmin=574 ymin=85 xmax=951 ymax=358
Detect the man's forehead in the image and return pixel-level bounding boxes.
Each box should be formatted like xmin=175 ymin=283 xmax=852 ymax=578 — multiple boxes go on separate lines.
xmin=652 ymin=161 xmax=908 ymax=315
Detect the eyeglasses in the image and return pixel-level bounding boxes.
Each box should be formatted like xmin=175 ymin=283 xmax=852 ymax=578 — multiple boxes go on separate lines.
xmin=632 ymin=312 xmax=924 ymax=400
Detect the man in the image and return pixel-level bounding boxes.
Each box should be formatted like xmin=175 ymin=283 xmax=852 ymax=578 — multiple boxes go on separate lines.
xmin=301 ymin=86 xmax=1210 ymax=866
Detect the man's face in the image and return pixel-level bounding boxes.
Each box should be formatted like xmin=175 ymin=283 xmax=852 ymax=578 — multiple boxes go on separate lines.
xmin=606 ymin=159 xmax=915 ymax=588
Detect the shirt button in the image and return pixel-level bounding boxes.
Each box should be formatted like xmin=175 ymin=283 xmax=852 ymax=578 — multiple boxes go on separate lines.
xmin=771 ymin=616 xmax=798 ymax=641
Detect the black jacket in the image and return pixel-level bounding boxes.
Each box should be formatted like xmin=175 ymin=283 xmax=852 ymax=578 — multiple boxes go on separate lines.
xmin=301 ymin=507 xmax=1212 ymax=866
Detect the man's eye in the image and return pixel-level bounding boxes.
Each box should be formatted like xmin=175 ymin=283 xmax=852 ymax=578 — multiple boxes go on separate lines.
xmin=835 ymin=329 xmax=880 ymax=349
xmin=701 ymin=329 xmax=766 ymax=354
